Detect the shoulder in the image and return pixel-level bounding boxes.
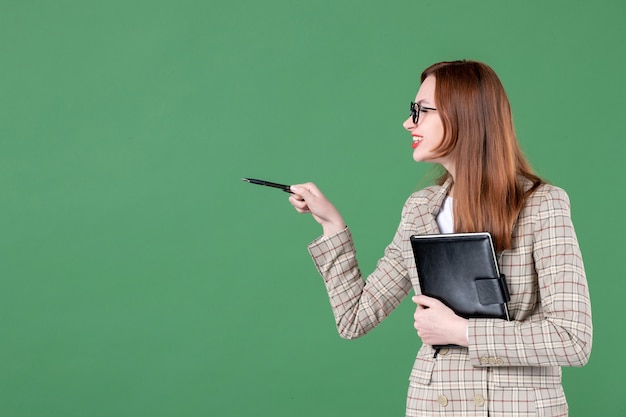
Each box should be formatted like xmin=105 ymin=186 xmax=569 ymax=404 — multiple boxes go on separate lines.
xmin=524 ymin=183 xmax=571 ymax=214
xmin=402 ymin=183 xmax=447 ymax=214
xmin=517 ymin=183 xmax=574 ymax=235
xmin=407 ymin=184 xmax=444 ymax=205
xmin=397 ymin=184 xmax=446 ymax=226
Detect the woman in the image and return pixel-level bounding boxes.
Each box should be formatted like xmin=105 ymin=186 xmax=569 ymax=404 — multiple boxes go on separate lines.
xmin=288 ymin=60 xmax=592 ymax=416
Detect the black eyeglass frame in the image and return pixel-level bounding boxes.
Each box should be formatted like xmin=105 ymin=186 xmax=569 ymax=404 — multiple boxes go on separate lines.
xmin=409 ymin=102 xmax=437 ymax=125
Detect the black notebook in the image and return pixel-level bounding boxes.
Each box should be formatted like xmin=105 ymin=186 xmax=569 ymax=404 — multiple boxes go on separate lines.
xmin=410 ymin=232 xmax=510 ymax=321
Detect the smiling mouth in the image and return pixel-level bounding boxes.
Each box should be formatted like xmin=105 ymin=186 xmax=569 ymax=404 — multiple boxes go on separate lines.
xmin=412 ymin=136 xmax=422 ymax=149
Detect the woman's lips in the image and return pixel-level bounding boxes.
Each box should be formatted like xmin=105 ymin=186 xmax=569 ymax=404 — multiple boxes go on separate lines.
xmin=412 ymin=135 xmax=422 ymax=149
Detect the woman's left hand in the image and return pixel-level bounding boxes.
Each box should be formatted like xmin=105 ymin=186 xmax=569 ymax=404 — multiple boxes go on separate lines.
xmin=412 ymin=295 xmax=469 ymax=347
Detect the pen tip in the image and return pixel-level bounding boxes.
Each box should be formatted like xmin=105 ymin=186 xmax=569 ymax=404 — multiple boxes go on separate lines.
xmin=241 ymin=178 xmax=250 ymax=183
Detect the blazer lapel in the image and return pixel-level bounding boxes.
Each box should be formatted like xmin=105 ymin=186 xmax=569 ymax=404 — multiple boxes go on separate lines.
xmin=423 ymin=177 xmax=453 ymax=235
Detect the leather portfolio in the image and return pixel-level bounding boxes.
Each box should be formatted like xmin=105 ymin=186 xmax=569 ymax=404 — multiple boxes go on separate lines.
xmin=410 ymin=232 xmax=510 ymax=321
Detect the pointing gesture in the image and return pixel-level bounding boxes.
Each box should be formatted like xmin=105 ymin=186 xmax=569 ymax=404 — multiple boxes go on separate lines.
xmin=289 ymin=183 xmax=346 ymax=237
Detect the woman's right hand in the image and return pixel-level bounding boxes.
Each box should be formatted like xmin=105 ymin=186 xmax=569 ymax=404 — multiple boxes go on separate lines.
xmin=289 ymin=183 xmax=347 ymax=237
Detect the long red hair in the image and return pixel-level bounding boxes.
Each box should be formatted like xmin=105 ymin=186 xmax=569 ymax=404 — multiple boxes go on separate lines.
xmin=422 ymin=60 xmax=543 ymax=251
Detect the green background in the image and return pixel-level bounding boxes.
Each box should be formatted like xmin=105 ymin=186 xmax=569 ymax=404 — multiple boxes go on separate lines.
xmin=1 ymin=0 xmax=623 ymax=416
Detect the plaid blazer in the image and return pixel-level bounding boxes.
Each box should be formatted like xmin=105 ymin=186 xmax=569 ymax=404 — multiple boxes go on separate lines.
xmin=308 ymin=179 xmax=592 ymax=417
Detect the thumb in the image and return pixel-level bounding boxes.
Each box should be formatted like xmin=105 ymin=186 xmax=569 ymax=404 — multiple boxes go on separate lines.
xmin=414 ymin=295 xmax=439 ymax=308
xmin=290 ymin=185 xmax=304 ymax=195
xmin=290 ymin=183 xmax=318 ymax=199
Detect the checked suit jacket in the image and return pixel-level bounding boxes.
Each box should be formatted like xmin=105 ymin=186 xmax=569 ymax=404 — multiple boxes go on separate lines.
xmin=308 ymin=178 xmax=592 ymax=417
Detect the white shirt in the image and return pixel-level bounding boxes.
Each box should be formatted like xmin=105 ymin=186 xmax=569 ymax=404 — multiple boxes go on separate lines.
xmin=436 ymin=196 xmax=454 ymax=233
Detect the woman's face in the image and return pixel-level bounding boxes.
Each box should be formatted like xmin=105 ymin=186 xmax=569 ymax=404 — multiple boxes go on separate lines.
xmin=403 ymin=75 xmax=453 ymax=173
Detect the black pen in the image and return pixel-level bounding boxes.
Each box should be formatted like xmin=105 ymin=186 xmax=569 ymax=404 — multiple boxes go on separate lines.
xmin=242 ymin=178 xmax=293 ymax=193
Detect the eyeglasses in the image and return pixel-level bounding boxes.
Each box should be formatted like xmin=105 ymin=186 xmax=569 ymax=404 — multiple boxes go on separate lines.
xmin=409 ymin=102 xmax=437 ymax=125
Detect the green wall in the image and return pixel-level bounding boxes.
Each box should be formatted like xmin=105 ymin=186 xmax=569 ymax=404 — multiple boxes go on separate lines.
xmin=1 ymin=1 xmax=624 ymax=416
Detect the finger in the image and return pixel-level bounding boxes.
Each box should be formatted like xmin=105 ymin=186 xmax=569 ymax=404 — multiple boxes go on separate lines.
xmin=412 ymin=296 xmax=427 ymax=311
xmin=288 ymin=193 xmax=306 ymax=204
xmin=291 ymin=183 xmax=324 ymax=200
xmin=414 ymin=295 xmax=440 ymax=308
xmin=290 ymin=184 xmax=307 ymax=195
xmin=291 ymin=185 xmax=325 ymax=214
xmin=289 ymin=195 xmax=309 ymax=211
xmin=291 ymin=204 xmax=310 ymax=214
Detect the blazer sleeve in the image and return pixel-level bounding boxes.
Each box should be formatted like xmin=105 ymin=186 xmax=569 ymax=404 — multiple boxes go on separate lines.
xmin=469 ymin=186 xmax=593 ymax=367
xmin=307 ymin=203 xmax=414 ymax=340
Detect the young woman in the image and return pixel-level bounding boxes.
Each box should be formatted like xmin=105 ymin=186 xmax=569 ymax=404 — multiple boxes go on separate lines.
xmin=288 ymin=60 xmax=592 ymax=416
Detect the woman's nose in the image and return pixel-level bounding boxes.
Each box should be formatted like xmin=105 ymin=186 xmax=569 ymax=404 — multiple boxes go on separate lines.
xmin=403 ymin=116 xmax=415 ymax=131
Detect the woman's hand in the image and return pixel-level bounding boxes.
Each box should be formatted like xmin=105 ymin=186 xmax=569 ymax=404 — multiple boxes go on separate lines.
xmin=412 ymin=295 xmax=469 ymax=347
xmin=289 ymin=183 xmax=346 ymax=237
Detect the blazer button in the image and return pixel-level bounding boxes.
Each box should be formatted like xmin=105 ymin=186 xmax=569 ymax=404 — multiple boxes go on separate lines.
xmin=438 ymin=395 xmax=448 ymax=407
xmin=438 ymin=348 xmax=450 ymax=356
xmin=488 ymin=357 xmax=497 ymax=365
xmin=480 ymin=356 xmax=490 ymax=365
xmin=495 ymin=358 xmax=504 ymax=365
xmin=474 ymin=394 xmax=485 ymax=407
